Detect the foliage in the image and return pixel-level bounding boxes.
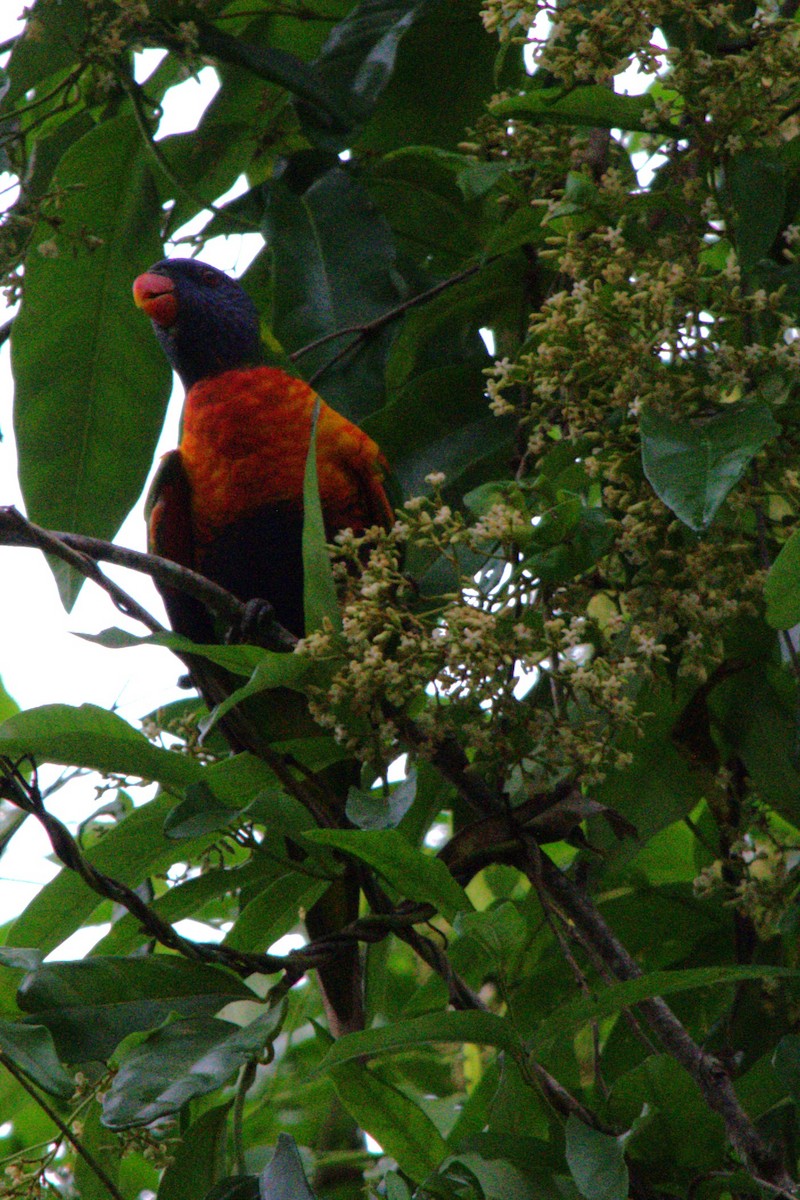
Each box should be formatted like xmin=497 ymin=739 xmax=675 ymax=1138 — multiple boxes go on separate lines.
xmin=3 ymin=1 xmax=800 ymax=1198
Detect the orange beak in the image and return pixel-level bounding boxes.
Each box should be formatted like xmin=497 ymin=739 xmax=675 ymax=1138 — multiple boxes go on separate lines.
xmin=133 ymin=272 xmax=178 ymax=327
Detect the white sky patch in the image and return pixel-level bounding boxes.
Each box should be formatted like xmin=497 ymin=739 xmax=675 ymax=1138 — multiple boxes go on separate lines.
xmin=155 ymin=66 xmax=221 ymax=139
xmin=45 ymin=924 xmax=113 ymax=961
xmin=134 ymin=47 xmax=168 ymax=84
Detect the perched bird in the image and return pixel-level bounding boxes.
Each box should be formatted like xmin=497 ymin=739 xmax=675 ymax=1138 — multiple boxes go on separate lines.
xmin=133 ymin=257 xmax=394 ymax=1034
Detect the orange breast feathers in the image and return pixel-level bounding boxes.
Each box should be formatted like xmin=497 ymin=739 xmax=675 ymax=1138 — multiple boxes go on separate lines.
xmin=178 ymin=367 xmax=393 ymax=547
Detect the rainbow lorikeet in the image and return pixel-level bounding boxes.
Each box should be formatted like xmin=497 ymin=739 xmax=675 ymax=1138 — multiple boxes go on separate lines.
xmin=133 ymin=257 xmax=394 ymax=1034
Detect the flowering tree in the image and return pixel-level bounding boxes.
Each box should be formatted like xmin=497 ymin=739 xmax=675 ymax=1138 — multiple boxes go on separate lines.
xmin=2 ymin=0 xmax=800 ymax=1196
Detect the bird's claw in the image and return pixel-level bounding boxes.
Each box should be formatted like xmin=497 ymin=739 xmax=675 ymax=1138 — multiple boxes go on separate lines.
xmin=227 ymin=598 xmax=298 ymax=652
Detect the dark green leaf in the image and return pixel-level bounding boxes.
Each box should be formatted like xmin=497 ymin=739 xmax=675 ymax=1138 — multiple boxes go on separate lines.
xmin=259 ymin=1133 xmax=317 ymax=1200
xmin=640 ymin=403 xmax=780 ymax=531
xmin=491 ymin=86 xmax=666 ymax=133
xmin=102 ymin=1006 xmax=285 ymax=1128
xmin=302 ymin=0 xmax=433 ymax=142
xmin=303 ymin=828 xmax=471 ymax=920
xmin=196 ymin=23 xmax=349 ymax=133
xmin=764 ymin=529 xmax=800 ymax=628
xmin=728 ymin=151 xmax=787 ymax=272
xmin=0 ymin=1019 xmax=74 ymax=1098
xmin=0 ymin=704 xmax=201 ymax=788
xmin=565 ymin=1116 xmax=628 ymax=1200
xmin=357 ymin=0 xmax=515 ymax=152
xmin=11 ymin=111 xmax=172 ymax=607
xmin=263 ymin=166 xmax=402 ymax=419
xmin=346 ymin=768 xmax=417 ymax=830
xmin=303 ymin=399 xmax=342 ymax=633
xmin=158 ymin=1103 xmax=232 ymax=1200
xmin=319 ymin=1010 xmax=521 ymax=1070
xmin=331 ymin=1058 xmax=448 ymax=1182
xmin=17 ymin=957 xmax=253 ymax=1062
xmin=773 ymin=1035 xmax=800 ymax=1105
xmin=536 ymin=964 xmax=795 ymax=1050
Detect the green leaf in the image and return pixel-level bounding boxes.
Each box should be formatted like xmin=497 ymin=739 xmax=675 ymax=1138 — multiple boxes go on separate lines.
xmin=367 ymin=147 xmax=484 ymax=274
xmin=0 ymin=674 xmax=19 ymax=726
xmin=764 ymin=529 xmax=800 ymax=628
xmin=357 ymin=0 xmax=515 ymax=153
xmin=565 ymin=1115 xmax=628 ymax=1200
xmin=773 ymin=1035 xmax=800 ymax=1105
xmin=263 ymin=166 xmax=401 ymax=419
xmin=535 ymin=964 xmax=795 ymax=1049
xmin=607 ymin=1056 xmax=725 ymax=1173
xmin=102 ymin=1006 xmax=285 ymax=1128
xmin=223 ymin=872 xmax=328 ymax=954
xmin=196 ymin=23 xmax=350 ymax=132
xmin=346 ymin=768 xmax=417 ymax=830
xmin=332 ymin=1058 xmax=448 ymax=1182
xmin=522 ymin=507 xmax=614 ymax=584
xmin=640 ymin=403 xmax=780 ymax=531
xmin=303 ymin=828 xmax=472 ymax=921
xmin=17 ymin=958 xmax=253 ymax=1062
xmin=303 ymin=399 xmax=342 ymax=634
xmin=319 ymin=1010 xmax=521 ymax=1071
xmin=1 ymin=0 xmax=87 ymax=112
xmin=157 ymin=1102 xmax=232 ymax=1200
xmin=259 ymin=1134 xmax=317 ymax=1200
xmin=0 ymin=1019 xmax=75 ymax=1098
xmin=0 ymin=704 xmax=202 ymax=788
xmin=490 ymin=86 xmax=666 ymax=133
xmin=11 ymin=111 xmax=172 ymax=607
xmin=73 ymin=1099 xmax=122 ymax=1200
xmin=303 ymin=0 xmax=434 ymax=141
xmin=728 ymin=150 xmax=787 ymax=272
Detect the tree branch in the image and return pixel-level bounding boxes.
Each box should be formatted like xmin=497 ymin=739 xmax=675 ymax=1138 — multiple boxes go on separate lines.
xmin=0 ymin=1052 xmax=127 ymax=1200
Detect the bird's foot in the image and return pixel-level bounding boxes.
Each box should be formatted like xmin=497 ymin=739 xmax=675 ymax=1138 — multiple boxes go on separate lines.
xmin=227 ymin=598 xmax=298 ymax=652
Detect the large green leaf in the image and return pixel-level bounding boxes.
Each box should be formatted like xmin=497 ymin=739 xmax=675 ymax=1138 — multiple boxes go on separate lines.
xmin=17 ymin=958 xmax=253 ymax=1062
xmin=151 ymin=1102 xmax=232 ymax=1200
xmin=565 ymin=1115 xmax=628 ymax=1200
xmin=304 ymin=828 xmax=472 ymax=921
xmin=367 ymin=147 xmax=485 ymax=274
xmin=303 ymin=399 xmax=343 ymax=633
xmin=491 ymin=86 xmax=666 ymax=133
xmin=764 ymin=529 xmax=800 ymax=628
xmin=319 ymin=1010 xmax=520 ymax=1070
xmin=259 ymin=1134 xmax=317 ymax=1200
xmin=332 ymin=1058 xmax=448 ymax=1182
xmin=357 ymin=0 xmax=515 ymax=152
xmin=0 ymin=704 xmax=202 ymax=788
xmin=640 ymin=402 xmax=780 ymax=531
xmin=102 ymin=1006 xmax=285 ymax=1128
xmin=262 ymin=165 xmax=402 ymax=418
xmin=0 ymin=1019 xmax=75 ymax=1098
xmin=301 ymin=0 xmax=434 ymax=144
xmin=728 ymin=150 xmax=787 ymax=273
xmin=11 ymin=110 xmax=172 ymax=607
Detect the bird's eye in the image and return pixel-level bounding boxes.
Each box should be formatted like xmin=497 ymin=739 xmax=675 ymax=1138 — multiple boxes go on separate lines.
xmin=201 ymin=269 xmax=221 ymax=286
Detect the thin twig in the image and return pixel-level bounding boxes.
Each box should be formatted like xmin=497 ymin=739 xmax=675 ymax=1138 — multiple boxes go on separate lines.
xmin=0 ymin=1053 xmax=126 ymax=1200
xmin=290 ymin=263 xmax=484 ymax=384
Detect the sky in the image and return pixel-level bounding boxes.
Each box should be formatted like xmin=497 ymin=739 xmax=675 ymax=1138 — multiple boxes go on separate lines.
xmin=0 ymin=8 xmax=662 ymax=947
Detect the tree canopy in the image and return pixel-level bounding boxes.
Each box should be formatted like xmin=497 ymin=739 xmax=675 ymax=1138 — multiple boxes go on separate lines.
xmin=3 ymin=1 xmax=800 ymax=1197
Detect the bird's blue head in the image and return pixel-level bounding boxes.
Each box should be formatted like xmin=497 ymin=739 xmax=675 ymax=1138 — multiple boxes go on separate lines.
xmin=133 ymin=258 xmax=263 ymax=389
